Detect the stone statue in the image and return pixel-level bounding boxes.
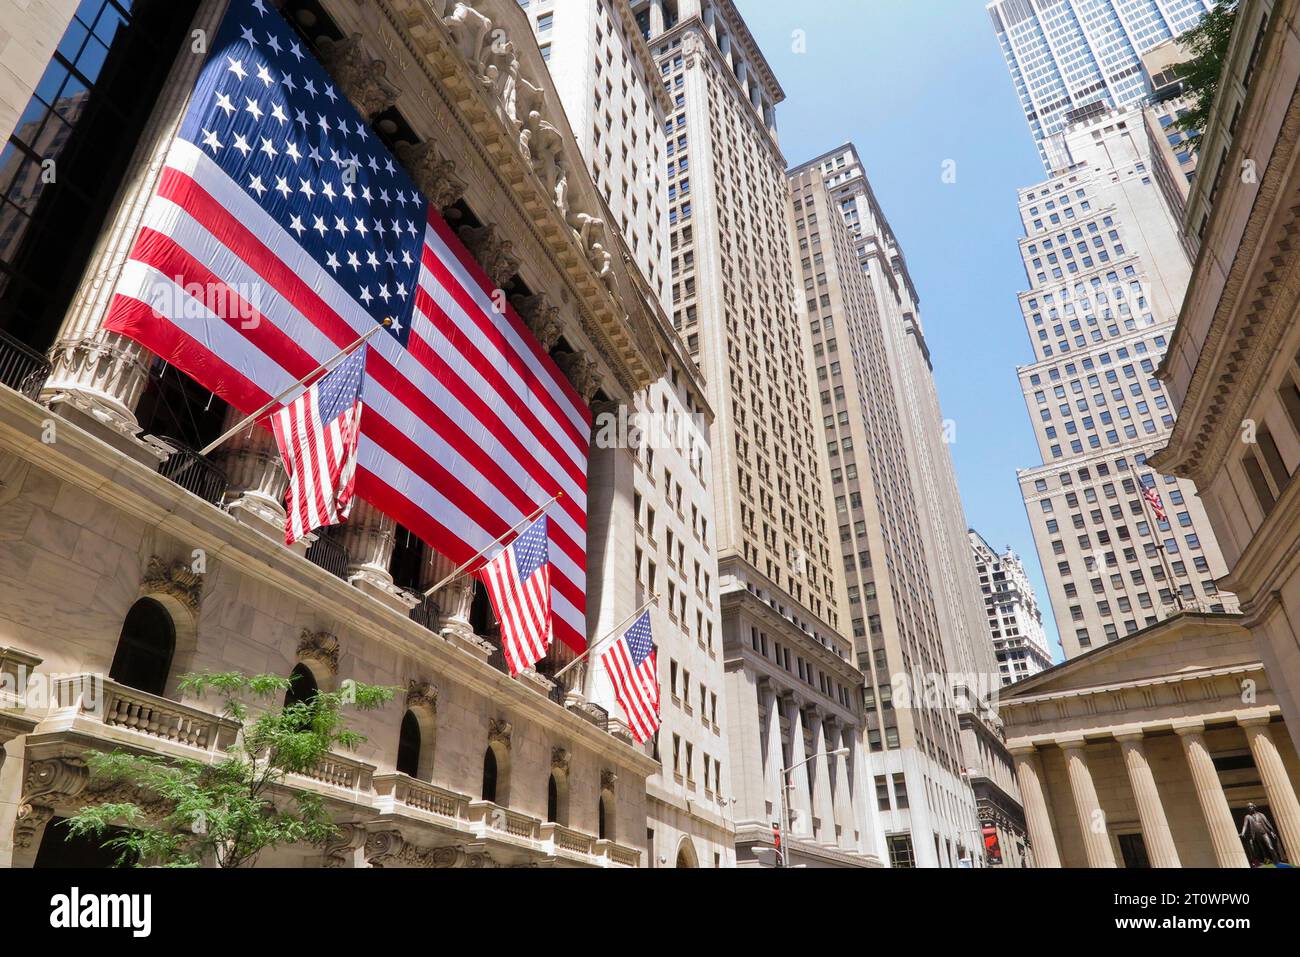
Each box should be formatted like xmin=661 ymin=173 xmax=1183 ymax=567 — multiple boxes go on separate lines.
xmin=1240 ymin=803 xmax=1284 ymax=865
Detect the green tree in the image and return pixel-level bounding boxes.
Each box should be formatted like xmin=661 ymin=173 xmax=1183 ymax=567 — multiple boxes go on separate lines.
xmin=1173 ymin=0 xmax=1241 ymax=150
xmin=65 ymin=671 xmax=394 ymax=868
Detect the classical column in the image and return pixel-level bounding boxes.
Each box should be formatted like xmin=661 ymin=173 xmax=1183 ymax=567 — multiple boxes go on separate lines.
xmin=759 ymin=681 xmax=784 ymax=822
xmin=784 ymin=695 xmax=814 ymax=838
xmin=808 ymin=711 xmax=837 ymax=846
xmin=1240 ymin=715 xmax=1300 ymax=861
xmin=1060 ymin=735 xmax=1116 ymax=867
xmin=1010 ymin=744 xmax=1062 ymax=868
xmin=40 ymin=0 xmax=230 ymax=463
xmin=831 ymin=725 xmax=857 ymax=851
xmin=217 ymin=409 xmax=289 ymax=542
xmin=1115 ymin=730 xmax=1181 ymax=867
xmin=334 ymin=501 xmax=411 ymax=613
xmin=1175 ymin=721 xmax=1249 ymax=867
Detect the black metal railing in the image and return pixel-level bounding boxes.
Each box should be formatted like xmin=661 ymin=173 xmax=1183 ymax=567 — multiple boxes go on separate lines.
xmin=408 ymin=593 xmax=440 ymax=631
xmin=157 ymin=437 xmax=230 ymax=506
xmin=305 ymin=533 xmax=351 ymax=581
xmin=0 ymin=329 xmax=52 ymax=400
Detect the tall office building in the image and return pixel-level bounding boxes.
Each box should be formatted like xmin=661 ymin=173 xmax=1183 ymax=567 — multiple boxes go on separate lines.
xmin=987 ymin=0 xmax=1215 ymax=170
xmin=1009 ymin=107 xmax=1235 ymax=660
xmin=528 ymin=0 xmax=736 ymax=868
xmin=790 ymin=144 xmax=1010 ymax=869
xmin=644 ymin=1 xmax=882 ymax=868
xmin=969 ymin=530 xmax=1054 ymax=686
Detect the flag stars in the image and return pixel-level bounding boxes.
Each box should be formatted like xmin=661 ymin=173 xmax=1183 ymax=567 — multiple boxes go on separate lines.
xmin=281 ymin=71 xmax=297 ymax=94
xmin=252 ymin=0 xmax=269 ymax=15
xmin=325 ymin=252 xmax=341 ymax=273
xmin=285 ymin=140 xmax=302 ymax=163
xmin=289 ymin=39 xmax=304 ymax=62
xmin=321 ymin=181 xmax=336 ymax=201
xmin=266 ymin=33 xmax=282 ymax=55
xmin=270 ymin=102 xmax=288 ymax=125
xmin=312 ymin=215 xmax=328 ymax=236
xmin=259 ymin=136 xmax=278 ymax=160
xmin=354 ymin=217 xmax=368 ymax=237
xmin=365 ymin=251 xmax=380 ymax=269
xmin=295 ymin=108 xmax=309 ymax=129
xmin=243 ymin=96 xmax=264 ymax=122
xmin=360 ymin=185 xmax=373 ymax=203
xmin=304 ymin=78 xmax=318 ymax=98
xmin=226 ymin=57 xmax=248 ymax=81
xmin=378 ymin=284 xmax=392 ymax=304
xmin=255 ymin=63 xmax=274 ymax=87
xmin=298 ymin=178 xmax=316 ymax=201
xmin=359 ymin=286 xmax=373 ymax=305
xmin=324 ymin=84 xmax=338 ymax=104
xmin=289 ymin=214 xmax=306 ymax=236
xmin=346 ymin=251 xmax=361 ymax=271
xmin=396 ymin=282 xmax=409 ymax=300
xmin=215 ymin=92 xmax=237 ymax=117
xmin=248 ymin=173 xmax=267 ymax=198
xmin=276 ymin=176 xmax=293 ymax=200
xmin=231 ymin=133 xmax=252 ymax=157
xmin=239 ymin=25 xmax=258 ymax=46
xmin=201 ymin=128 xmax=223 ymax=153
xmin=334 ymin=216 xmax=350 ymax=237
xmin=317 ymin=113 xmax=331 ymax=136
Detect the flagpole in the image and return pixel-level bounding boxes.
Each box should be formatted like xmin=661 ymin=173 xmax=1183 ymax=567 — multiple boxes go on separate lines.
xmin=551 ymin=594 xmax=660 ymax=682
xmin=1140 ymin=473 xmax=1185 ymax=612
xmin=422 ymin=492 xmax=564 ymax=598
xmin=195 ymin=319 xmax=391 ymax=458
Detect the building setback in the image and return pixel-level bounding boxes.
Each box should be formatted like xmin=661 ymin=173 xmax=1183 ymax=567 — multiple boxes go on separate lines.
xmin=969 ymin=530 xmax=1054 ymax=686
xmin=1009 ymin=105 xmax=1236 ymax=661
xmin=646 ymin=1 xmax=881 ymax=868
xmin=789 ymin=144 xmax=1017 ymax=868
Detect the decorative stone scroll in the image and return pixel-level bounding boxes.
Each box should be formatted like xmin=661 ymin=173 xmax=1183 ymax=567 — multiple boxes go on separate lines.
xmin=142 ymin=555 xmax=203 ymax=615
xmin=297 ymin=629 xmax=342 ymax=676
xmin=488 ymin=717 xmax=513 ymax=749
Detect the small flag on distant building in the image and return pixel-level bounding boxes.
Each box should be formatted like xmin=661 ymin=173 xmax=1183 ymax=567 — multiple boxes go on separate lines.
xmin=600 ymin=610 xmax=660 ymax=743
xmin=1143 ymin=483 xmax=1167 ymax=523
xmin=481 ymin=515 xmax=553 ymax=675
xmin=271 ymin=345 xmax=366 ymax=545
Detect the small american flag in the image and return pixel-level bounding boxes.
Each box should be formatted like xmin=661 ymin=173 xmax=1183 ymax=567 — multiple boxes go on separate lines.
xmin=600 ymin=611 xmax=660 ymax=744
xmin=481 ymin=515 xmax=552 ymax=675
xmin=270 ymin=345 xmax=365 ymax=544
xmin=1143 ymin=483 xmax=1167 ymax=523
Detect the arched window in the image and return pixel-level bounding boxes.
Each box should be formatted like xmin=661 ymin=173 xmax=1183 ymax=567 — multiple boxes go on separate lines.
xmin=482 ymin=747 xmax=498 ymax=803
xmin=396 ymin=710 xmax=421 ymax=778
xmin=598 ymin=795 xmax=608 ymax=840
xmin=547 ymin=773 xmax=559 ymax=823
xmin=283 ymin=663 xmax=319 ymax=709
xmin=109 ymin=598 xmax=175 ymax=696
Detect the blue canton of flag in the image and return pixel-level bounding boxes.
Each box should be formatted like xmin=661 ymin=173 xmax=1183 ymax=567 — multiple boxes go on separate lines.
xmin=178 ymin=0 xmax=423 ymax=343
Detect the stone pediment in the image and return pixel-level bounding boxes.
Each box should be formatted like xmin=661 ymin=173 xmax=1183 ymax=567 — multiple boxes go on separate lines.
xmin=1003 ymin=613 xmax=1255 ymax=700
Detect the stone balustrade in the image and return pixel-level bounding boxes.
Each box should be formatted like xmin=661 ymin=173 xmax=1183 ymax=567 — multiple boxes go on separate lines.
xmin=373 ymin=773 xmax=469 ymax=821
xmin=51 ymin=676 xmax=240 ymax=754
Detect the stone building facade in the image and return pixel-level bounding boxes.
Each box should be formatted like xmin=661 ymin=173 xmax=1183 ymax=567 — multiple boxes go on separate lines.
xmin=0 ymin=0 xmax=687 ymax=867
xmin=1003 ymin=612 xmax=1300 ymax=867
xmin=970 ymin=529 xmax=1054 ymax=686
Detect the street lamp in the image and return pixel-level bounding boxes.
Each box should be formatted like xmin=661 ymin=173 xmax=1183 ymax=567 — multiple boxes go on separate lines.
xmin=772 ymin=747 xmax=850 ymax=868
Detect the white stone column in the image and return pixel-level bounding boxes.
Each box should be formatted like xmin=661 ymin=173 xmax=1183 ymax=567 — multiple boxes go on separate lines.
xmin=759 ymin=681 xmax=784 ymax=823
xmin=1010 ymin=744 xmax=1062 ymax=868
xmin=1240 ymin=715 xmax=1300 ymax=862
xmin=1115 ymin=730 xmax=1181 ymax=867
xmin=335 ymin=501 xmax=412 ymax=613
xmin=784 ymin=695 xmax=814 ymax=838
xmin=809 ymin=711 xmax=836 ymax=846
xmin=1175 ymin=721 xmax=1249 ymax=868
xmin=831 ymin=723 xmax=856 ymax=851
xmin=1060 ymin=735 xmax=1116 ymax=868
xmin=217 ymin=409 xmax=289 ymax=542
xmin=41 ymin=0 xmax=230 ymax=463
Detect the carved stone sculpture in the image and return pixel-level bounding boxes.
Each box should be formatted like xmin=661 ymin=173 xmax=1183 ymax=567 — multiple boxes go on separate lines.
xmin=297 ymin=629 xmax=341 ymax=676
xmin=318 ymin=33 xmax=400 ymax=118
xmin=510 ymin=293 xmax=564 ymax=351
xmin=142 ymin=555 xmax=203 ymax=614
xmin=396 ymin=141 xmax=466 ymax=211
xmin=458 ymin=224 xmax=520 ymax=288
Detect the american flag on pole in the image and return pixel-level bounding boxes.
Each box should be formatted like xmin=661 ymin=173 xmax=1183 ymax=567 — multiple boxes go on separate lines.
xmin=101 ymin=0 xmax=590 ymax=651
xmin=270 ymin=345 xmax=365 ymax=545
xmin=480 ymin=515 xmax=552 ymax=675
xmin=1143 ymin=483 xmax=1167 ymax=523
xmin=600 ymin=611 xmax=660 ymax=744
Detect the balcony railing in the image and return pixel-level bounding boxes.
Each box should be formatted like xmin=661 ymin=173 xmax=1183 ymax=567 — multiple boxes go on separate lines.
xmin=0 ymin=329 xmax=51 ymax=400
xmin=305 ymin=533 xmax=351 ymax=581
xmin=408 ymin=593 xmax=440 ymax=631
xmin=157 ymin=437 xmax=230 ymax=507
xmin=51 ymin=675 xmax=240 ymax=755
xmin=373 ymin=773 xmax=468 ymax=821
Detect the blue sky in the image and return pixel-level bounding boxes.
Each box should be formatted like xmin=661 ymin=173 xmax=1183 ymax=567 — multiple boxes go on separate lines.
xmin=735 ymin=0 xmax=1064 ymax=659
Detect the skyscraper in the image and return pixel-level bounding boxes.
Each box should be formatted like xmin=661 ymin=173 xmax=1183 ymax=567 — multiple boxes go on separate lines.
xmin=1009 ymin=107 xmax=1235 ymax=660
xmin=644 ymin=2 xmax=881 ymax=868
xmin=790 ymin=144 xmax=1009 ymax=869
xmin=987 ymin=0 xmax=1215 ymax=170
xmin=969 ymin=530 xmax=1054 ymax=686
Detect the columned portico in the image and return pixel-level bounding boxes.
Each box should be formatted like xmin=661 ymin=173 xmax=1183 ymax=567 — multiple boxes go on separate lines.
xmin=808 ymin=712 xmax=836 ymax=846
xmin=784 ymin=695 xmax=814 ymax=838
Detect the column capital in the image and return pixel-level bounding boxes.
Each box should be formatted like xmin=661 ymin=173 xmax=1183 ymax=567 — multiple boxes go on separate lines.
xmin=1113 ymin=727 xmax=1149 ymax=744
xmin=1007 ymin=739 xmax=1040 ymax=757
xmin=1056 ymin=733 xmax=1089 ymax=751
xmin=1173 ymin=719 xmax=1207 ymax=737
xmin=1237 ymin=710 xmax=1276 ymax=729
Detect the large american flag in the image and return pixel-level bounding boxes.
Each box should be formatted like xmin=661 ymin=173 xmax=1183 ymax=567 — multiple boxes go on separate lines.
xmin=599 ymin=611 xmax=660 ymax=744
xmin=481 ymin=515 xmax=552 ymax=676
xmin=103 ymin=0 xmax=590 ymax=651
xmin=270 ymin=344 xmax=365 ymax=545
